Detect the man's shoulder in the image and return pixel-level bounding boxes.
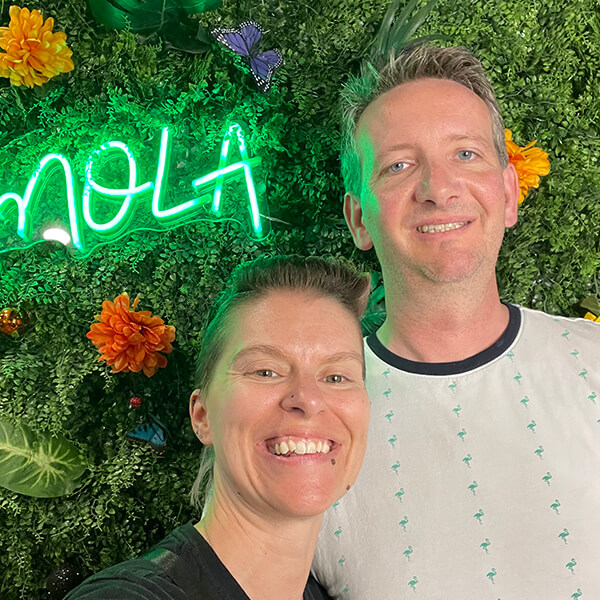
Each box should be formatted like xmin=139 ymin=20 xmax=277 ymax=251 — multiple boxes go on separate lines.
xmin=519 ymin=305 xmax=599 ymax=339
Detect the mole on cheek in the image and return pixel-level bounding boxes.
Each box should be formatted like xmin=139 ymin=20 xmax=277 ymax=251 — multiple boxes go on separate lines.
xmin=346 ymin=485 xmax=351 ymax=491
xmin=331 ymin=459 xmax=336 ymax=465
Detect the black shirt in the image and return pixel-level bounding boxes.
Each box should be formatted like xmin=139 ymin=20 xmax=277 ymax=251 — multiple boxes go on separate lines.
xmin=65 ymin=522 xmax=332 ymax=600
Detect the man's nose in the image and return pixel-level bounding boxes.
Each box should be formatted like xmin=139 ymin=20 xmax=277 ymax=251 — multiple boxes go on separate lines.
xmin=414 ymin=159 xmax=461 ymax=205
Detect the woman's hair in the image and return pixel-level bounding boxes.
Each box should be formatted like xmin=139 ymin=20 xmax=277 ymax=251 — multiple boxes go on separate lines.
xmin=190 ymin=254 xmax=370 ymax=509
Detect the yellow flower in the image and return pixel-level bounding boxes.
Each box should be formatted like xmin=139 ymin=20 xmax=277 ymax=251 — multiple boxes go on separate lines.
xmin=584 ymin=312 xmax=600 ymax=323
xmin=0 ymin=5 xmax=74 ymax=87
xmin=505 ymin=129 xmax=550 ymax=204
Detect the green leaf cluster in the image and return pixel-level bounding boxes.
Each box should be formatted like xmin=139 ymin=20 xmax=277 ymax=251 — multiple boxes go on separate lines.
xmin=0 ymin=0 xmax=599 ymax=596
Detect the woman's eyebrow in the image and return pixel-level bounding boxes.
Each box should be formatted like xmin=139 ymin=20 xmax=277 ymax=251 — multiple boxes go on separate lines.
xmin=231 ymin=345 xmax=288 ymax=364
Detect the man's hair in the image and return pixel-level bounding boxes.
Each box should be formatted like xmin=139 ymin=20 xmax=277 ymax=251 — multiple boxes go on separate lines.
xmin=341 ymin=45 xmax=508 ymax=196
xmin=190 ymin=254 xmax=370 ymax=509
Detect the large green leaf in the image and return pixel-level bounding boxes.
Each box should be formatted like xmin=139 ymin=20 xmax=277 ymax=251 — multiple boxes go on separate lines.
xmin=0 ymin=420 xmax=87 ymax=498
xmin=88 ymin=0 xmax=221 ymax=33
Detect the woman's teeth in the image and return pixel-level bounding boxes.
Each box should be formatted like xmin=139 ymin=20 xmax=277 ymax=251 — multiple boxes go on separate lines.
xmin=272 ymin=439 xmax=331 ymax=456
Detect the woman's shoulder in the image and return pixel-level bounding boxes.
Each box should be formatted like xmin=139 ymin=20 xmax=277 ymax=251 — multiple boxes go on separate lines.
xmin=305 ymin=574 xmax=334 ymax=600
xmin=63 ymin=556 xmax=187 ymax=599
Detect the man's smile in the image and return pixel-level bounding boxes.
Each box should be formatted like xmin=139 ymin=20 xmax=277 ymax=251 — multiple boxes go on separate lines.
xmin=416 ymin=221 xmax=470 ymax=233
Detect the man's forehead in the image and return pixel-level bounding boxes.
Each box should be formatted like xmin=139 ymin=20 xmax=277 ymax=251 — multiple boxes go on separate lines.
xmin=355 ymin=78 xmax=494 ymax=153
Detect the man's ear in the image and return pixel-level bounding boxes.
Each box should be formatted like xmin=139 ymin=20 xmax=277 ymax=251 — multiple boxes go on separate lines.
xmin=343 ymin=192 xmax=374 ymax=250
xmin=189 ymin=389 xmax=213 ymax=445
xmin=503 ymin=163 xmax=519 ymax=228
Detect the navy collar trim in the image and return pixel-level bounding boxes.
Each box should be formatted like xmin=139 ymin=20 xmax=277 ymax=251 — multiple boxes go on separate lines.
xmin=366 ymin=303 xmax=522 ymax=376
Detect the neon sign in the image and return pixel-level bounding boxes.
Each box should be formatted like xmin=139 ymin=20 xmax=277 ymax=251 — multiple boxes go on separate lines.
xmin=0 ymin=123 xmax=270 ymax=256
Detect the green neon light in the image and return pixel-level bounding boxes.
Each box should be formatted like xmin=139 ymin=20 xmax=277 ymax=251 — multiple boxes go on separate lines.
xmin=202 ymin=123 xmax=263 ymax=237
xmin=0 ymin=154 xmax=82 ymax=249
xmin=0 ymin=122 xmax=269 ymax=256
xmin=83 ymin=141 xmax=153 ymax=232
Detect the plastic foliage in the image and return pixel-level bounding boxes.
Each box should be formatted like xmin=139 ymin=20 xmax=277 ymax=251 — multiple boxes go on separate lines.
xmin=505 ymin=129 xmax=550 ymax=204
xmin=88 ymin=0 xmax=221 ymax=53
xmin=361 ymin=272 xmax=386 ymax=336
xmin=370 ymin=0 xmax=443 ymax=60
xmin=0 ymin=5 xmax=74 ymax=87
xmin=0 ymin=419 xmax=86 ymax=497
xmin=580 ymin=295 xmax=600 ymax=322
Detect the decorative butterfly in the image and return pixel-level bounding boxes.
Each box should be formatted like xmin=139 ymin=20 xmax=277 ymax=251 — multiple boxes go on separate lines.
xmin=211 ymin=21 xmax=283 ymax=92
xmin=127 ymin=414 xmax=167 ymax=453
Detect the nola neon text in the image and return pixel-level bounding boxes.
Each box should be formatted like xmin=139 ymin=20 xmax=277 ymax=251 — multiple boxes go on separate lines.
xmin=0 ymin=123 xmax=269 ymax=255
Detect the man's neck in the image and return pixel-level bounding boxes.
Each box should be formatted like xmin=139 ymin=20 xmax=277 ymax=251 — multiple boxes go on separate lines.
xmin=378 ymin=278 xmax=510 ymax=363
xmin=196 ymin=496 xmax=320 ymax=600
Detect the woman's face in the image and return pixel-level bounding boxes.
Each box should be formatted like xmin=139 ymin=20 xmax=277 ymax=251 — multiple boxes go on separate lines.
xmin=190 ymin=289 xmax=369 ymax=520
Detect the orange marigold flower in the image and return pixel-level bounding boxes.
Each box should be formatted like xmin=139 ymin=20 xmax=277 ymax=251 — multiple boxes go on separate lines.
xmin=87 ymin=293 xmax=176 ymax=377
xmin=0 ymin=5 xmax=74 ymax=87
xmin=505 ymin=129 xmax=550 ymax=204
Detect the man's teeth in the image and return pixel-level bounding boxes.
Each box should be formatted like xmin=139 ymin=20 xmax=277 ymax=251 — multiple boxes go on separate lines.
xmin=417 ymin=221 xmax=468 ymax=233
xmin=273 ymin=439 xmax=331 ymax=456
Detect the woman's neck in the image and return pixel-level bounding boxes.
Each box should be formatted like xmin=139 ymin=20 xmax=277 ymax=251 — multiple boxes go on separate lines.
xmin=195 ymin=495 xmax=322 ymax=600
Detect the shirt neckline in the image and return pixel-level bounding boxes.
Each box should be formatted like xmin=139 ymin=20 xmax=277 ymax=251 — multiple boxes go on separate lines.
xmin=366 ymin=303 xmax=522 ymax=376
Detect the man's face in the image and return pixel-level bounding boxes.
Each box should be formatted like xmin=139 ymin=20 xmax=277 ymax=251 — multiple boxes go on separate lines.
xmin=344 ymin=78 xmax=519 ymax=287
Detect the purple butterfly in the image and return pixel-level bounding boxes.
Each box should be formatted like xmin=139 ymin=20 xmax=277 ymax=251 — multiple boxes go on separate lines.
xmin=211 ymin=21 xmax=283 ymax=92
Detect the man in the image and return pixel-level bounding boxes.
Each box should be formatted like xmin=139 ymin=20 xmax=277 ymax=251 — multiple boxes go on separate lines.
xmin=313 ymin=45 xmax=600 ymax=599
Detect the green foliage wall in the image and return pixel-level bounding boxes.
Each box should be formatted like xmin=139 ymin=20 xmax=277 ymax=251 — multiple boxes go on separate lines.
xmin=0 ymin=0 xmax=598 ymax=596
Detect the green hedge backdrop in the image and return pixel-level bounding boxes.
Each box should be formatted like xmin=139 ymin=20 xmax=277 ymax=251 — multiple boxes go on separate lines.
xmin=0 ymin=0 xmax=599 ymax=596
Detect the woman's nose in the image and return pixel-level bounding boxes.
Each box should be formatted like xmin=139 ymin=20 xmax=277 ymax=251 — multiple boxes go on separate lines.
xmin=280 ymin=378 xmax=326 ymax=417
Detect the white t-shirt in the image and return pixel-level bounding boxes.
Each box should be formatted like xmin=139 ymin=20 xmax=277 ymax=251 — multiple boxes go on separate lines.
xmin=314 ymin=305 xmax=600 ymax=599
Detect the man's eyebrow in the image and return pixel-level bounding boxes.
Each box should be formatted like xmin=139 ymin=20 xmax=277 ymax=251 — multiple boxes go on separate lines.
xmin=447 ymin=133 xmax=493 ymax=146
xmin=324 ymin=351 xmax=364 ymax=365
xmin=373 ymin=143 xmax=414 ymax=160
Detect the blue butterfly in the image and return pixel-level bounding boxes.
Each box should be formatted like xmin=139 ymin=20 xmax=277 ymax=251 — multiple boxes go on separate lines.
xmin=127 ymin=414 xmax=167 ymax=453
xmin=211 ymin=21 xmax=283 ymax=92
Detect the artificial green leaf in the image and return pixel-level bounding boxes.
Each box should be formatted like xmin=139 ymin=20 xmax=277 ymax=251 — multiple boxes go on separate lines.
xmin=371 ymin=0 xmax=440 ymax=57
xmin=580 ymin=295 xmax=600 ymax=315
xmin=88 ymin=0 xmax=221 ymax=35
xmin=162 ymin=20 xmax=212 ymax=53
xmin=0 ymin=419 xmax=87 ymax=498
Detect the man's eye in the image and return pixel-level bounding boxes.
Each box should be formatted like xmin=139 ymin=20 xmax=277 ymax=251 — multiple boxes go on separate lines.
xmin=325 ymin=374 xmax=345 ymax=383
xmin=458 ymin=150 xmax=474 ymax=160
xmin=389 ymin=162 xmax=407 ymax=173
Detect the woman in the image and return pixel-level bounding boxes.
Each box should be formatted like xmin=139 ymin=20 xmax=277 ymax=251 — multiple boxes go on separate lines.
xmin=66 ymin=255 xmax=371 ymax=599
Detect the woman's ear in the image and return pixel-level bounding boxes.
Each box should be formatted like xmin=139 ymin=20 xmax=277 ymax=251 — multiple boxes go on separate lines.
xmin=189 ymin=389 xmax=213 ymax=445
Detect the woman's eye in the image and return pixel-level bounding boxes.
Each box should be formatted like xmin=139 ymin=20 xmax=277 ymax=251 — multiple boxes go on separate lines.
xmin=457 ymin=150 xmax=474 ymax=161
xmin=325 ymin=374 xmax=345 ymax=384
xmin=389 ymin=162 xmax=407 ymax=173
xmin=254 ymin=369 xmax=277 ymax=378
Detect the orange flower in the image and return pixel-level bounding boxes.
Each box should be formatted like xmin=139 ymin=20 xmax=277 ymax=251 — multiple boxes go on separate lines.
xmin=0 ymin=5 xmax=74 ymax=87
xmin=87 ymin=293 xmax=176 ymax=377
xmin=505 ymin=129 xmax=550 ymax=204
